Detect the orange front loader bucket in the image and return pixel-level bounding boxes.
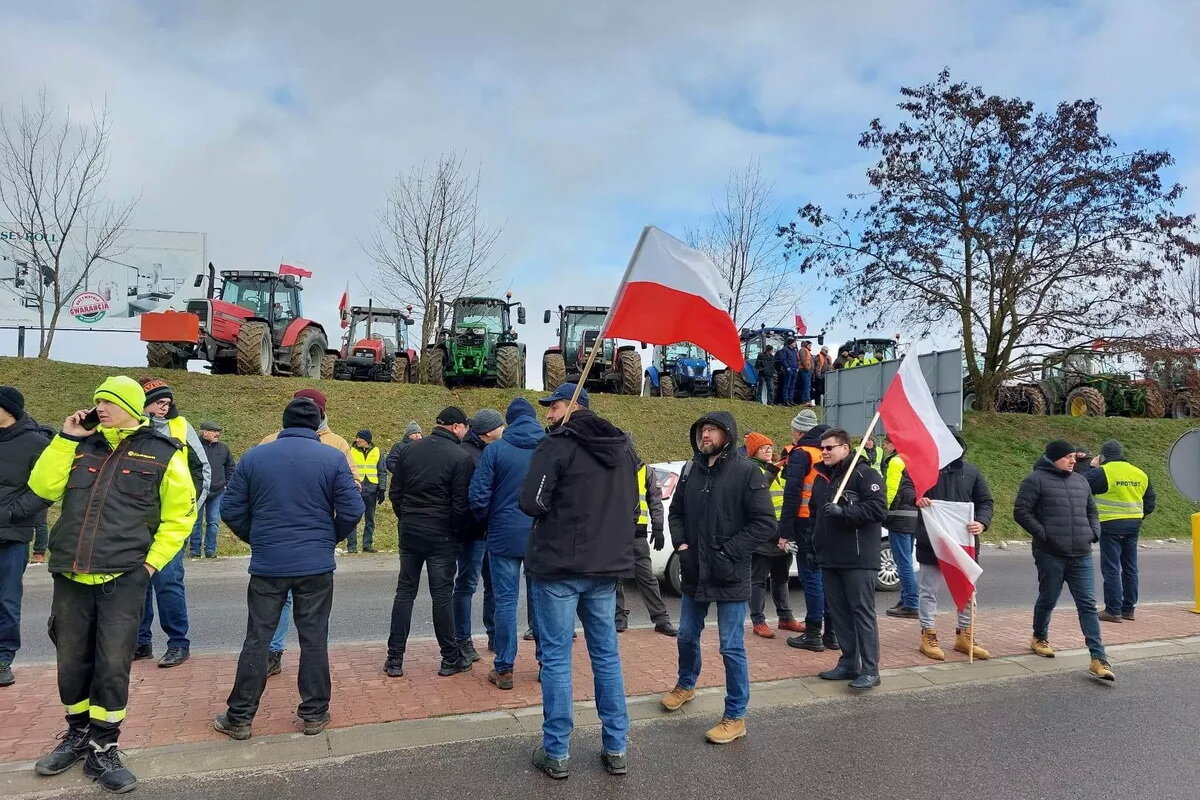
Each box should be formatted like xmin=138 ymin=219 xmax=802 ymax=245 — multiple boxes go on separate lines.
xmin=140 ymin=310 xmax=200 ymax=344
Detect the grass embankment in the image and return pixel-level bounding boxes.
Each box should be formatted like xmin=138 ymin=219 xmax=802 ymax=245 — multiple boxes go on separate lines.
xmin=2 ymin=357 xmax=1194 ymax=554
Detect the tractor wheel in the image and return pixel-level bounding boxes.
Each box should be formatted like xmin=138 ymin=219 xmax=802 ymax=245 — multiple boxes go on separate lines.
xmin=543 ymin=352 xmax=567 ymax=391
xmin=659 ymin=374 xmax=676 ymax=398
xmin=235 ymin=321 xmax=273 ymax=376
xmin=289 ymin=327 xmax=328 ymax=379
xmin=1134 ymin=381 xmax=1166 ymax=419
xmin=1021 ymin=386 xmax=1048 ymax=415
xmin=423 ymin=348 xmax=445 ymax=386
xmin=1065 ymin=386 xmax=1106 ymax=417
xmin=392 ymin=356 xmax=410 ymax=383
xmin=496 ymin=346 xmax=523 ymax=389
xmin=714 ymin=370 xmax=753 ymax=401
xmin=619 ymin=350 xmax=642 ymax=395
xmin=146 ymin=343 xmax=186 ymax=370
xmin=320 ymin=354 xmax=336 ymax=380
xmin=1171 ymin=393 xmax=1195 ymax=419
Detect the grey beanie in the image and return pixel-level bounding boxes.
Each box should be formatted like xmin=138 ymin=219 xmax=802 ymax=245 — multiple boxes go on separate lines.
xmin=404 ymin=421 xmax=422 ymax=437
xmin=791 ymin=408 xmax=819 ymax=432
xmin=1100 ymin=439 xmax=1124 ymax=462
xmin=469 ymin=408 xmax=504 ymax=436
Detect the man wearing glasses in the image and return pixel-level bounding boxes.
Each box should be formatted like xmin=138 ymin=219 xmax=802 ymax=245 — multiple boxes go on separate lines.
xmin=809 ymin=428 xmax=887 ymax=691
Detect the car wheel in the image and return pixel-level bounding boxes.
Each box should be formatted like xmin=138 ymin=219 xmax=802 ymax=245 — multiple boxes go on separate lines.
xmin=663 ymin=550 xmax=682 ymax=596
xmin=876 ymin=541 xmax=900 ymax=592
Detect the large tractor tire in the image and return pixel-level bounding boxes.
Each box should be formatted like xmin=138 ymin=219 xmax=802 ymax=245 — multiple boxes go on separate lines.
xmin=714 ymin=370 xmax=754 ymax=402
xmin=1021 ymin=386 xmax=1048 ymax=415
xmin=1065 ymin=386 xmax=1106 ymax=417
xmin=659 ymin=374 xmax=676 ymax=398
xmin=423 ymin=348 xmax=445 ymax=386
xmin=392 ymin=355 xmax=410 ymax=383
xmin=1171 ymin=392 xmax=1196 ymax=419
xmin=146 ymin=342 xmax=186 ymax=370
xmin=289 ymin=327 xmax=328 ymax=379
xmin=320 ymin=354 xmax=337 ymax=380
xmin=543 ymin=352 xmax=566 ymax=391
xmin=1134 ymin=381 xmax=1166 ymax=419
xmin=619 ymin=350 xmax=642 ymax=395
xmin=235 ymin=321 xmax=273 ymax=376
xmin=496 ymin=345 xmax=523 ymax=389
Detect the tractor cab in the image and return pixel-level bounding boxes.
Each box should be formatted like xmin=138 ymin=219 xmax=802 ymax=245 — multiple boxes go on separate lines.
xmin=839 ymin=336 xmax=899 ymax=364
xmin=423 ymin=293 xmax=526 ymax=388
xmin=560 ymin=307 xmax=611 ymax=366
xmin=214 ymin=271 xmax=303 ymax=333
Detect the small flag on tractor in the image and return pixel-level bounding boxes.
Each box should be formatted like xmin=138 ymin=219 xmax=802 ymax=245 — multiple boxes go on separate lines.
xmin=279 ymin=263 xmax=313 ymax=279
xmin=338 ymin=284 xmax=350 ymax=329
xmin=795 ymin=314 xmax=807 ymax=335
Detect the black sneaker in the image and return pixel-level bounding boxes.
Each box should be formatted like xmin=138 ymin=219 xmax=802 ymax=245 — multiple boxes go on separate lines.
xmin=615 ymin=617 xmax=628 ymax=633
xmin=0 ymin=661 xmax=13 ymax=687
xmin=532 ymin=746 xmax=569 ymax=779
xmin=601 ymin=751 xmax=627 ymax=775
xmin=384 ymin=657 xmax=405 ymax=678
xmin=212 ymin=713 xmax=251 ymax=741
xmin=158 ymin=647 xmax=190 ymax=668
xmin=131 ymin=643 xmax=153 ymax=661
xmin=362 ymin=547 xmax=378 ymax=553
xmin=83 ymin=741 xmax=137 ymax=793
xmin=885 ymin=605 xmax=919 ymax=619
xmin=267 ymin=650 xmax=282 ymax=677
xmin=437 ymin=657 xmax=472 ymax=677
xmin=823 ymin=632 xmax=841 ymax=651
xmin=523 ymin=628 xmax=536 ymax=641
xmin=487 ymin=636 xmax=495 ymax=652
xmin=301 ymin=713 xmax=330 ymax=736
xmin=654 ymin=622 xmax=679 ymax=637
xmin=34 ymin=727 xmax=90 ymax=775
xmin=460 ymin=641 xmax=482 ymax=663
xmin=786 ymin=633 xmax=825 ymax=652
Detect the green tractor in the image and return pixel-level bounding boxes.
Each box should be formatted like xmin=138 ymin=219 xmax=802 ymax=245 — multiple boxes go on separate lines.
xmin=541 ymin=305 xmax=642 ymax=394
xmin=1003 ymin=351 xmax=1165 ymax=418
xmin=423 ymin=293 xmax=527 ymax=389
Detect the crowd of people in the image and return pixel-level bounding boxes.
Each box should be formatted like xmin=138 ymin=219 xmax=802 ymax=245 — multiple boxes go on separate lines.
xmin=752 ymin=338 xmax=887 ymax=407
xmin=0 ymin=374 xmax=1158 ymax=787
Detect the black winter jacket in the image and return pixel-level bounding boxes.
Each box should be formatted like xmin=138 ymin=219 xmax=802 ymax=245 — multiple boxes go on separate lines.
xmin=389 ymin=426 xmax=474 ymax=541
xmin=898 ymin=458 xmax=994 ymax=565
xmin=811 ymin=456 xmax=887 ymax=570
xmin=460 ymin=432 xmax=488 ymax=540
xmin=520 ymin=409 xmax=638 ymax=580
xmin=1014 ymin=457 xmax=1099 ymax=557
xmin=201 ymin=439 xmax=236 ymax=495
xmin=0 ymin=414 xmax=53 ymax=543
xmin=754 ymin=352 xmax=777 ymax=379
xmin=777 ymin=425 xmax=829 ymax=550
xmin=668 ymin=411 xmax=776 ymax=602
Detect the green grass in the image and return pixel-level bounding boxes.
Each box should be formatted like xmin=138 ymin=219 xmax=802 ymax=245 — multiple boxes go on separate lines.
xmin=3 ymin=356 xmax=1195 ymax=553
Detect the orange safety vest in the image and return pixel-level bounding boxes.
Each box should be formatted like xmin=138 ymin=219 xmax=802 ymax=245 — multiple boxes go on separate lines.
xmin=778 ymin=444 xmax=824 ymax=519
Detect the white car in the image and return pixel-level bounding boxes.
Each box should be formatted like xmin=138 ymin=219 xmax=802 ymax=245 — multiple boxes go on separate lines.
xmin=647 ymin=461 xmax=900 ymax=596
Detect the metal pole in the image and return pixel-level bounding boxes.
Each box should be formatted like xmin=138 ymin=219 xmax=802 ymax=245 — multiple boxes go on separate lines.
xmin=16 ymin=326 xmax=25 ymax=358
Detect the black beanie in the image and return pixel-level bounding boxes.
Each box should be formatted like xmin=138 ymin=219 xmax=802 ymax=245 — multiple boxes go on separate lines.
xmin=357 ymin=429 xmax=373 ymax=444
xmin=283 ymin=398 xmax=322 ymax=431
xmin=436 ymin=406 xmax=468 ymax=426
xmin=0 ymin=386 xmax=24 ymax=419
xmin=1044 ymin=439 xmax=1075 ymax=462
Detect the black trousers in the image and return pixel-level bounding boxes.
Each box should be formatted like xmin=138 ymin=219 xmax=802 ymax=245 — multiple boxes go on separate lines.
xmin=226 ymin=572 xmax=334 ymax=725
xmin=750 ymin=551 xmax=795 ymax=624
xmin=50 ymin=569 xmax=152 ymax=744
xmin=616 ymin=536 xmax=670 ymax=625
xmin=822 ymin=567 xmax=879 ymax=676
xmin=387 ymin=531 xmax=459 ymax=662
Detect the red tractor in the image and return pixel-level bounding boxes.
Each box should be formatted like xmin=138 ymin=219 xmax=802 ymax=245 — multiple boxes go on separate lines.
xmin=139 ymin=263 xmax=333 ymax=377
xmin=329 ymin=303 xmax=420 ymax=382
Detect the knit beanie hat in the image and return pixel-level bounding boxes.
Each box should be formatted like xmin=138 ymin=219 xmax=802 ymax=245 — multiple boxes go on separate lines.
xmin=357 ymin=429 xmax=373 ymax=444
xmin=0 ymin=386 xmax=25 ymax=419
xmin=293 ymin=388 xmax=327 ymax=415
xmin=1044 ymin=439 xmax=1075 ymax=462
xmin=283 ymin=398 xmax=322 ymax=431
xmin=505 ymin=397 xmax=536 ymax=423
xmin=94 ymin=377 xmax=146 ymax=421
xmin=744 ymin=432 xmax=773 ymax=457
xmin=1100 ymin=439 xmax=1124 ymax=461
xmin=140 ymin=377 xmax=173 ymax=406
xmin=404 ymin=420 xmax=422 ymax=439
xmin=791 ymin=408 xmax=819 ymax=432
xmin=470 ymin=408 xmax=504 ymax=436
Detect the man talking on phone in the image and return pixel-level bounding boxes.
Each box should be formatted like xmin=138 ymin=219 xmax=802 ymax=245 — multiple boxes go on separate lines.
xmin=26 ymin=376 xmax=196 ymax=793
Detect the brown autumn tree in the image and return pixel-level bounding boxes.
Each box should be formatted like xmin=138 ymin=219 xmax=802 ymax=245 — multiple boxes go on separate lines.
xmin=779 ymin=70 xmax=1199 ymax=410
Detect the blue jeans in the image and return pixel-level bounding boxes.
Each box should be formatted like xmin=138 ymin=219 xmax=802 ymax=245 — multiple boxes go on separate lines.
xmin=797 ymin=551 xmax=829 ymax=625
xmin=189 ymin=490 xmax=222 ymax=556
xmin=780 ymin=368 xmax=798 ymax=404
xmin=889 ymin=532 xmax=918 ymax=609
xmin=530 ymin=577 xmax=628 ymax=761
xmin=454 ymin=538 xmax=487 ymax=642
xmin=139 ymin=548 xmax=190 ymax=650
xmin=677 ymin=594 xmax=750 ymax=720
xmin=757 ymin=375 xmax=775 ymax=405
xmin=1099 ymin=528 xmax=1139 ymax=615
xmin=1033 ymin=549 xmax=1106 ymax=660
xmin=271 ymin=591 xmax=293 ymax=652
xmin=799 ymin=369 xmax=812 ymax=404
xmin=489 ymin=554 xmax=532 ymax=673
xmin=0 ymin=541 xmax=27 ymax=663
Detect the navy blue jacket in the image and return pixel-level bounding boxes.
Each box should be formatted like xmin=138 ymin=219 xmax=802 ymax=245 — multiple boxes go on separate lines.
xmin=469 ymin=405 xmax=545 ymax=558
xmin=222 ymin=428 xmax=365 ymax=577
xmin=776 ymin=345 xmax=799 ymax=370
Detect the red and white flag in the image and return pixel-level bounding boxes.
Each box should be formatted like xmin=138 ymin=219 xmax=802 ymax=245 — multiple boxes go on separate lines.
xmin=794 ymin=314 xmax=807 ymax=336
xmin=921 ymin=500 xmax=981 ymax=612
xmin=338 ymin=283 xmax=350 ymax=328
xmin=878 ymin=353 xmax=962 ymax=498
xmin=279 ymin=263 xmax=313 ymax=279
xmin=602 ymin=227 xmax=743 ymax=371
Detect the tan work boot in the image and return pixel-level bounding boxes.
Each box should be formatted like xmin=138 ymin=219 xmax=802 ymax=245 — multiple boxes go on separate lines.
xmin=1089 ymin=658 xmax=1115 ymax=681
xmin=954 ymin=628 xmax=991 ymax=660
xmin=1030 ymin=637 xmax=1055 ymax=658
xmin=919 ymin=629 xmax=945 ymax=661
xmin=660 ymin=685 xmax=697 ymax=712
xmin=704 ymin=717 xmax=747 ymax=744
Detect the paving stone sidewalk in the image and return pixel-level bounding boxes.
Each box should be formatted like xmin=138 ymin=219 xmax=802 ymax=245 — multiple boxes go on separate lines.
xmin=2 ymin=603 xmax=1197 ymax=765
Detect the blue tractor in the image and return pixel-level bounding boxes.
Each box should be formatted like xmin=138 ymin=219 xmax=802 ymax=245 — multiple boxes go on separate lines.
xmin=641 ymin=342 xmax=713 ymax=398
xmin=712 ymin=326 xmax=798 ymax=401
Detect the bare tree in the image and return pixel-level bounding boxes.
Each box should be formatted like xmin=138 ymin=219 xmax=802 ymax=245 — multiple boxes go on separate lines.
xmin=0 ymin=92 xmax=136 ymax=357
xmin=366 ymin=152 xmax=502 ymax=357
xmin=688 ymin=159 xmax=796 ymax=330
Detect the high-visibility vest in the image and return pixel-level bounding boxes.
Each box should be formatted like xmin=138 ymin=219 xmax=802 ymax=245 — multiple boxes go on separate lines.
xmin=351 ymin=446 xmax=381 ymax=484
xmin=845 ymin=357 xmax=860 ymax=369
xmin=1095 ymin=461 xmax=1149 ymax=522
xmin=753 ymin=461 xmax=785 ymax=520
xmin=883 ymin=453 xmax=906 ymax=505
xmin=862 ymin=355 xmax=879 ymax=366
xmin=781 ymin=444 xmax=823 ymax=519
xmin=636 ymin=464 xmax=650 ymax=527
xmin=861 ymin=447 xmax=882 ymax=472
xmin=165 ymin=416 xmax=189 ymax=449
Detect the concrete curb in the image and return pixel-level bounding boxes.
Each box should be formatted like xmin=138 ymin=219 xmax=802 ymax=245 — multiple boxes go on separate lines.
xmin=6 ymin=635 xmax=1200 ymax=796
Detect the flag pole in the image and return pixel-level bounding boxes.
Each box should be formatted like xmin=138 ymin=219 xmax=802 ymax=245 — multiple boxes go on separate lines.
xmin=968 ymin=592 xmax=976 ymax=665
xmin=832 ymin=409 xmax=881 ymax=503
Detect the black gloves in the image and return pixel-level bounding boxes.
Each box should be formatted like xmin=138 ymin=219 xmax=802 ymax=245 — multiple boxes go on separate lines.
xmin=823 ymin=502 xmax=845 ymax=519
xmin=651 ymin=530 xmax=665 ymax=551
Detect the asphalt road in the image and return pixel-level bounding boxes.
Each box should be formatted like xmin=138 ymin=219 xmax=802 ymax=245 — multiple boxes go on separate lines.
xmin=12 ymin=545 xmax=1196 ymax=664
xmin=73 ymin=654 xmax=1200 ymax=800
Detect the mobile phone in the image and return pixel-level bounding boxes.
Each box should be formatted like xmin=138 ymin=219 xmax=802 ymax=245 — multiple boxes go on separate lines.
xmin=81 ymin=407 xmax=101 ymax=431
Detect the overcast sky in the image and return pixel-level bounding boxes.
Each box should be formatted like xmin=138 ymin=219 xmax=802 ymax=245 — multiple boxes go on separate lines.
xmin=2 ymin=0 xmax=1197 ymax=379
